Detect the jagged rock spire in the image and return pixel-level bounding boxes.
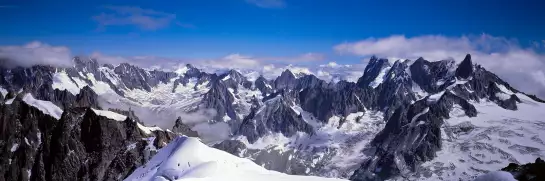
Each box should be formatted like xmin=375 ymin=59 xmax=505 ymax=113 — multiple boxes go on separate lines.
xmin=456 ymin=54 xmax=473 ymax=79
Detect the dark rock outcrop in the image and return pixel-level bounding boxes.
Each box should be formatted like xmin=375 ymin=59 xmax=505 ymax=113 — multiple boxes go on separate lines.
xmin=357 ymin=56 xmax=391 ymax=88
xmin=299 ymin=81 xmax=373 ymax=122
xmin=502 ymin=158 xmax=545 ymax=181
xmin=200 ymin=80 xmax=237 ymax=121
xmin=274 ymin=69 xmax=297 ymax=90
xmin=114 ymin=63 xmax=177 ymax=92
xmin=0 ymin=96 xmax=175 ymax=181
xmin=255 ymin=75 xmax=273 ymax=95
xmin=455 ymin=54 xmax=473 ymax=79
xmin=172 ymin=117 xmax=199 ymax=137
xmin=237 ymin=95 xmax=314 ymax=143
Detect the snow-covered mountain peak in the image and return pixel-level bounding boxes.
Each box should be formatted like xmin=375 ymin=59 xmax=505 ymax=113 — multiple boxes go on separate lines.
xmin=357 ymin=56 xmax=392 ymax=88
xmin=1 ymin=53 xmax=544 ymax=181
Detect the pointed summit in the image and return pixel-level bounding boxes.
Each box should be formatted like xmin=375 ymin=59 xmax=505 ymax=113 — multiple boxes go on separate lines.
xmin=369 ymin=55 xmax=378 ymax=62
xmin=185 ymin=63 xmax=195 ymax=69
xmin=184 ymin=63 xmax=202 ymax=77
xmin=73 ymin=56 xmax=99 ymax=72
xmin=172 ymin=117 xmax=199 ymax=137
xmin=357 ymin=56 xmax=391 ymax=88
xmin=455 ymin=54 xmax=473 ymax=79
xmin=274 ymin=69 xmax=297 ymax=90
xmin=280 ymin=69 xmax=295 ymax=78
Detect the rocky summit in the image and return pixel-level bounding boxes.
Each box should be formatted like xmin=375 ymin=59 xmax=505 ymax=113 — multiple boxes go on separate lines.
xmin=1 ymin=54 xmax=544 ymax=181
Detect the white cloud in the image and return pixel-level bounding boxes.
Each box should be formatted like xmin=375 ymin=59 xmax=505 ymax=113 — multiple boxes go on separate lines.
xmin=0 ymin=41 xmax=73 ymax=68
xmin=88 ymin=52 xmax=327 ymax=80
xmin=88 ymin=51 xmax=359 ymax=83
xmin=334 ymin=34 xmax=545 ymax=98
xmin=289 ymin=52 xmax=326 ymax=62
xmin=192 ymin=122 xmax=231 ymax=143
xmin=193 ymin=53 xmax=326 ymax=78
xmin=315 ymin=62 xmax=365 ymax=83
xmin=245 ymin=0 xmax=286 ymax=8
xmin=90 ymin=52 xmax=184 ymax=69
xmin=92 ymin=6 xmax=193 ymax=31
xmin=178 ymin=108 xmax=218 ymax=125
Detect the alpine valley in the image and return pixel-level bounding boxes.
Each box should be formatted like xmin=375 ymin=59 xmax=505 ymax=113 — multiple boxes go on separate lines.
xmin=1 ymin=54 xmax=544 ymax=181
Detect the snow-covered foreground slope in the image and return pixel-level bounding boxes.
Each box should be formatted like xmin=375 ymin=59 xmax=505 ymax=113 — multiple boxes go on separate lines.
xmin=125 ymin=136 xmax=347 ymax=181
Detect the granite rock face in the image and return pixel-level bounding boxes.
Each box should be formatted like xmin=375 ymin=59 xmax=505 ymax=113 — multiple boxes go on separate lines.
xmin=502 ymin=158 xmax=545 ymax=181
xmin=349 ymin=54 xmax=544 ymax=180
xmin=172 ymin=117 xmax=199 ymax=137
xmin=357 ymin=56 xmax=391 ymax=88
xmin=0 ymin=96 xmax=175 ymax=181
xmin=237 ymin=94 xmax=314 ymax=143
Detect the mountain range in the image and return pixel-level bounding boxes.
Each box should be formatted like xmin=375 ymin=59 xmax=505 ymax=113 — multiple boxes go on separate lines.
xmin=1 ymin=54 xmax=544 ymax=181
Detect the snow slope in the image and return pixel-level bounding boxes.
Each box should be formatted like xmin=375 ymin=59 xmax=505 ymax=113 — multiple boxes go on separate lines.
xmin=234 ymin=109 xmax=385 ymax=178
xmin=369 ymin=66 xmax=391 ymax=88
xmin=91 ymin=108 xmax=127 ymax=121
xmin=22 ymin=93 xmax=63 ymax=120
xmin=0 ymin=86 xmax=7 ymax=98
xmin=407 ymin=93 xmax=545 ymax=180
xmin=52 ymin=71 xmax=81 ymax=95
xmin=124 ymin=136 xmax=346 ymax=181
xmin=472 ymin=171 xmax=516 ymax=181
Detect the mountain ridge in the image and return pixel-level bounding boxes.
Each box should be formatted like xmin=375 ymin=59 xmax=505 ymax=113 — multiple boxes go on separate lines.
xmin=1 ymin=54 xmax=544 ymax=180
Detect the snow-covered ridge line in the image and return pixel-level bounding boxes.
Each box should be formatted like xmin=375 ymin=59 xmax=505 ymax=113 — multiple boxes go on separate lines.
xmin=52 ymin=71 xmax=81 ymax=95
xmin=22 ymin=94 xmax=63 ymax=120
xmin=137 ymin=123 xmax=163 ymax=135
xmin=91 ymin=108 xmax=127 ymax=121
xmin=90 ymin=108 xmax=164 ymax=134
xmin=124 ymin=136 xmax=346 ymax=181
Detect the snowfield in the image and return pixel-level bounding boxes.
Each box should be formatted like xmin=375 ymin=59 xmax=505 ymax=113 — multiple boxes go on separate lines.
xmin=22 ymin=93 xmax=63 ymax=120
xmin=407 ymin=93 xmax=545 ymax=181
xmin=124 ymin=136 xmax=347 ymax=181
xmin=91 ymin=108 xmax=127 ymax=121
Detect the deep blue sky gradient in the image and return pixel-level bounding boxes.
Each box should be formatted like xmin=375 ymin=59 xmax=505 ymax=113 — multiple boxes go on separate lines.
xmin=0 ymin=0 xmax=543 ymax=62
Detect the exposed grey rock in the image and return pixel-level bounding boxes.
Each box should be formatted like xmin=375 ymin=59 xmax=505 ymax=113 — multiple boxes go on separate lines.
xmin=410 ymin=58 xmax=456 ymax=93
xmin=172 ymin=117 xmax=199 ymax=137
xmin=172 ymin=64 xmax=213 ymax=93
xmin=299 ymin=81 xmax=373 ymax=122
xmin=373 ymin=59 xmax=417 ymax=119
xmin=456 ymin=54 xmax=473 ymax=79
xmin=351 ymin=91 xmax=477 ymax=180
xmin=237 ymin=94 xmax=314 ymax=143
xmin=200 ymin=80 xmax=237 ymax=121
xmin=255 ymin=75 xmax=273 ymax=95
xmin=357 ymin=56 xmax=391 ymax=88
xmin=2 ymin=53 xmax=545 ymax=181
xmin=274 ymin=69 xmax=297 ymax=90
xmin=0 ymin=96 xmax=175 ymax=181
xmin=502 ymin=157 xmax=545 ymax=181
xmin=219 ymin=69 xmax=252 ymax=90
xmin=113 ymin=63 xmax=177 ymax=92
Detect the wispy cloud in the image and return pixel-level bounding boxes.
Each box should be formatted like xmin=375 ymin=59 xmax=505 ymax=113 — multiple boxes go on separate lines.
xmin=92 ymin=5 xmax=194 ymax=31
xmin=260 ymin=52 xmax=326 ymax=63
xmin=245 ymin=0 xmax=286 ymax=8
xmin=334 ymin=34 xmax=545 ymax=98
xmin=0 ymin=41 xmax=73 ymax=68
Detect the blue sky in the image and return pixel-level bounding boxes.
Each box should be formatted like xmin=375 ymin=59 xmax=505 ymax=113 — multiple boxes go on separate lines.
xmin=1 ymin=0 xmax=545 ymax=97
xmin=0 ymin=0 xmax=544 ymax=61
